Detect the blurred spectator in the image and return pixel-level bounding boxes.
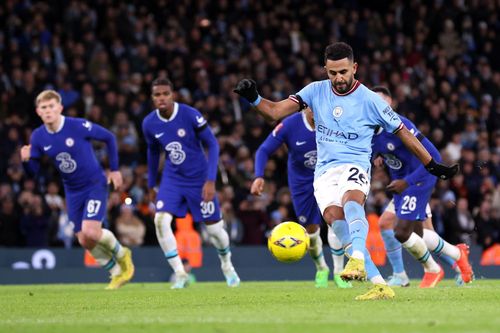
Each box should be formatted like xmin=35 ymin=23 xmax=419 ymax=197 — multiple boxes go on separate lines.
xmin=475 ymin=200 xmax=500 ymax=251
xmin=443 ymin=196 xmax=475 ymax=245
xmin=115 ymin=204 xmax=146 ymax=247
xmin=19 ymin=195 xmax=50 ymax=247
xmin=0 ymin=197 xmax=23 ymax=247
xmin=44 ymin=181 xmax=66 ymax=246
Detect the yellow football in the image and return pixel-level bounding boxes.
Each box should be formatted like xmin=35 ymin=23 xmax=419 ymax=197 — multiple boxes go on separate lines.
xmin=268 ymin=221 xmax=310 ymax=263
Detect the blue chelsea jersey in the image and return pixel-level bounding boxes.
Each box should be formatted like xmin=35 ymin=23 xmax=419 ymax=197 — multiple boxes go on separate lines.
xmin=142 ymin=102 xmax=211 ymax=186
xmin=30 ymin=117 xmax=113 ymax=190
xmin=296 ymin=80 xmax=403 ymax=179
xmin=372 ymin=115 xmax=441 ymax=185
xmin=256 ymin=112 xmax=316 ymax=190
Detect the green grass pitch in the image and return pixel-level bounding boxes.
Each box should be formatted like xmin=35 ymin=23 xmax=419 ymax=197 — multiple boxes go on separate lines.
xmin=1 ymin=280 xmax=499 ymax=333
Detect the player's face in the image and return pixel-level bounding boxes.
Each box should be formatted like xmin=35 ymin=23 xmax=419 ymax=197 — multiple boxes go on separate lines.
xmin=152 ymin=85 xmax=174 ymax=112
xmin=325 ymin=58 xmax=358 ymax=94
xmin=36 ymin=99 xmax=63 ymax=125
xmin=376 ymin=92 xmax=393 ymax=107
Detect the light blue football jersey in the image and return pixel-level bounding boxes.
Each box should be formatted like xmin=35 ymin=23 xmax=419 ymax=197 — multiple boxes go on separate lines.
xmin=296 ymin=80 xmax=403 ymax=179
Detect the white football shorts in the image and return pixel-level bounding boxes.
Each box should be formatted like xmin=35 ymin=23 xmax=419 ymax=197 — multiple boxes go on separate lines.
xmin=313 ymin=163 xmax=370 ymax=214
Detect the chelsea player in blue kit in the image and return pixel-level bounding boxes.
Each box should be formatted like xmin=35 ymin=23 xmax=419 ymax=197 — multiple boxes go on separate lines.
xmin=142 ymin=77 xmax=240 ymax=289
xmin=371 ymin=86 xmax=473 ymax=288
xmin=20 ymin=90 xmax=134 ymax=290
xmin=234 ymin=42 xmax=458 ymax=300
xmin=251 ymin=108 xmax=351 ymax=289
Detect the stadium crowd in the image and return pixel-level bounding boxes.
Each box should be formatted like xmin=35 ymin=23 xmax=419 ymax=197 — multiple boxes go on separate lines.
xmin=0 ymin=0 xmax=499 ymax=253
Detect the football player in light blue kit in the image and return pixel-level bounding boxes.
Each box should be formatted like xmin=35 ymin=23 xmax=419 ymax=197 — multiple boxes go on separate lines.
xmin=234 ymin=42 xmax=458 ymax=300
xmin=142 ymin=77 xmax=240 ymax=289
xmin=251 ymin=108 xmax=351 ymax=289
xmin=371 ymin=86 xmax=473 ymax=288
xmin=20 ymin=90 xmax=134 ymax=290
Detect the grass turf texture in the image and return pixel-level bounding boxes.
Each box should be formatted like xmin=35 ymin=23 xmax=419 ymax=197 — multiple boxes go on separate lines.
xmin=1 ymin=280 xmax=499 ymax=333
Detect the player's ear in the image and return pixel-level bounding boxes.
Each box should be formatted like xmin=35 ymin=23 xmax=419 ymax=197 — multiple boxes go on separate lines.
xmin=352 ymin=62 xmax=358 ymax=75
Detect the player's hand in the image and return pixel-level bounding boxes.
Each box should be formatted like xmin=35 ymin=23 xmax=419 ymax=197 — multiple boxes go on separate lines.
xmin=20 ymin=145 xmax=31 ymax=162
xmin=386 ymin=179 xmax=408 ymax=194
xmin=373 ymin=156 xmax=384 ymax=167
xmin=425 ymin=159 xmax=459 ymax=180
xmin=233 ymin=79 xmax=259 ymax=103
xmin=251 ymin=177 xmax=265 ymax=196
xmin=202 ymin=180 xmax=216 ymax=202
xmin=148 ymin=187 xmax=157 ymax=202
xmin=108 ymin=170 xmax=123 ymax=190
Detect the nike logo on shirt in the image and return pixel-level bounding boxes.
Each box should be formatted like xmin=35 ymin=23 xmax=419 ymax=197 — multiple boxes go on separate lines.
xmin=155 ymin=133 xmax=164 ymax=139
xmin=43 ymin=145 xmax=52 ymax=151
xmin=296 ymin=141 xmax=306 ymax=146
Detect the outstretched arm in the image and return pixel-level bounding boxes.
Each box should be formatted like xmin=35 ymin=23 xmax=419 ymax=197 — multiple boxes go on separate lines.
xmin=396 ymin=126 xmax=432 ymax=165
xmin=234 ymin=79 xmax=301 ymax=121
xmin=396 ymin=126 xmax=458 ymax=180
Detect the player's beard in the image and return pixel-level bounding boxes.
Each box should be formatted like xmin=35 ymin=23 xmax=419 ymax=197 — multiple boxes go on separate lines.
xmin=333 ymin=76 xmax=353 ymax=94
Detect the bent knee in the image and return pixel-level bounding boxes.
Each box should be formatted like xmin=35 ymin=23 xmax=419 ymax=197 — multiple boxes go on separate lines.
xmin=394 ymin=227 xmax=411 ymax=243
xmin=379 ymin=213 xmax=396 ymax=230
xmin=323 ymin=205 xmax=344 ymax=223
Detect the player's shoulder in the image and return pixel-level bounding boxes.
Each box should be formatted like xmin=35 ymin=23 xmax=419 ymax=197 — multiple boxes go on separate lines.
xmin=178 ymin=103 xmax=202 ymax=117
xmin=178 ymin=103 xmax=207 ymax=128
xmin=359 ymin=84 xmax=382 ymax=100
xmin=31 ymin=125 xmax=45 ymax=139
xmin=64 ymin=116 xmax=86 ymax=125
xmin=142 ymin=109 xmax=157 ymax=124
xmin=308 ymin=79 xmax=330 ymax=90
xmin=65 ymin=117 xmax=94 ymax=132
xmin=282 ymin=112 xmax=303 ymax=127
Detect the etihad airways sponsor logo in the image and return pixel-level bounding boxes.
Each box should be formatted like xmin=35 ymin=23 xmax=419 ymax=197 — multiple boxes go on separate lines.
xmin=316 ymin=124 xmax=359 ymax=140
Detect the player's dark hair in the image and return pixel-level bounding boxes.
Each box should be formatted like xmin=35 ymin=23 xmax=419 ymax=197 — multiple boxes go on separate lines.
xmin=151 ymin=77 xmax=173 ymax=91
xmin=324 ymin=42 xmax=354 ymax=63
xmin=372 ymin=86 xmax=392 ymax=98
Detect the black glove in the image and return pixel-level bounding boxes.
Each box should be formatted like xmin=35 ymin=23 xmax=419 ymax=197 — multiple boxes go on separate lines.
xmin=425 ymin=159 xmax=459 ymax=180
xmin=233 ymin=79 xmax=259 ymax=103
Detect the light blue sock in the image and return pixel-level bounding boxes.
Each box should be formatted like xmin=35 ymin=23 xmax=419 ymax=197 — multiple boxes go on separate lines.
xmin=332 ymin=220 xmax=351 ymax=246
xmin=344 ymin=201 xmax=369 ymax=254
xmin=381 ymin=229 xmax=405 ymax=274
